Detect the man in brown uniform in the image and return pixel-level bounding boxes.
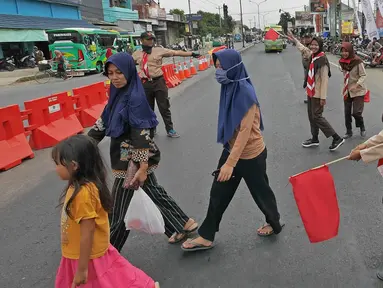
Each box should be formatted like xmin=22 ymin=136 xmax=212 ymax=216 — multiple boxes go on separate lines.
xmin=132 ymin=32 xmax=200 ymax=138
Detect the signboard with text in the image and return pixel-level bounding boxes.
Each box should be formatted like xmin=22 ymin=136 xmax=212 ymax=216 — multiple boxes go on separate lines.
xmin=295 ymin=11 xmax=314 ymax=27
xmin=310 ymin=0 xmax=327 ymax=14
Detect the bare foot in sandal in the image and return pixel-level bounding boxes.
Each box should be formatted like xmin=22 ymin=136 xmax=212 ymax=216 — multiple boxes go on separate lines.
xmin=257 ymin=224 xmax=274 ymax=236
xmin=181 ymin=236 xmax=213 ymax=251
xmin=168 ymin=219 xmax=198 ymax=244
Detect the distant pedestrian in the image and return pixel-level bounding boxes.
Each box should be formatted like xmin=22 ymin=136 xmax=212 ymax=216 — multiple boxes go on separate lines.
xmin=53 ymin=50 xmax=67 ymax=80
xmin=88 ymin=52 xmax=198 ymax=251
xmin=288 ymin=31 xmax=345 ymax=151
xmin=132 ymin=32 xmax=200 ymax=138
xmin=181 ymin=49 xmax=284 ymax=252
xmin=52 ymin=135 xmax=160 ymax=288
xmin=339 ymin=42 xmax=367 ymax=139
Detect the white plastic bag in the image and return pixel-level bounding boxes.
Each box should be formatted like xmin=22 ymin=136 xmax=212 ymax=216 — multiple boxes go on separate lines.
xmin=124 ymin=187 xmax=165 ymax=234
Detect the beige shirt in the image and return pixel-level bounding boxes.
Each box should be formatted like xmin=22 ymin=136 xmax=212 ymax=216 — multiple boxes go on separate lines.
xmin=132 ymin=47 xmax=175 ymax=78
xmin=226 ymin=104 xmax=265 ymax=167
xmin=296 ymin=42 xmax=329 ymax=100
xmin=341 ymin=63 xmax=367 ymax=98
xmin=361 ymin=130 xmax=383 ymax=163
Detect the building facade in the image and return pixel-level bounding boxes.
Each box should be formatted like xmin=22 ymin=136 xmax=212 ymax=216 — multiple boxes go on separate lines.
xmin=0 ymin=0 xmax=95 ymax=59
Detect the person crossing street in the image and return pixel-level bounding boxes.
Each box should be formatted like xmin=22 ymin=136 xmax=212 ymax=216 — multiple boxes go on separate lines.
xmin=132 ymin=32 xmax=200 ymax=138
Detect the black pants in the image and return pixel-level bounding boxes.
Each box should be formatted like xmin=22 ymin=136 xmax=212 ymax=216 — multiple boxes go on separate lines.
xmin=344 ymin=95 xmax=365 ymax=131
xmin=109 ymin=173 xmax=189 ymax=251
xmin=307 ymin=97 xmax=336 ymax=138
xmin=198 ymin=148 xmax=282 ymax=242
xmin=143 ymin=77 xmax=174 ymax=132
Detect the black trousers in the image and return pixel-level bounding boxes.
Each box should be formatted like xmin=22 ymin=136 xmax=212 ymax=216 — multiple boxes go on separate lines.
xmin=344 ymin=95 xmax=365 ymax=131
xmin=198 ymin=148 xmax=282 ymax=242
xmin=109 ymin=173 xmax=189 ymax=252
xmin=143 ymin=77 xmax=174 ymax=132
xmin=307 ymin=97 xmax=336 ymax=138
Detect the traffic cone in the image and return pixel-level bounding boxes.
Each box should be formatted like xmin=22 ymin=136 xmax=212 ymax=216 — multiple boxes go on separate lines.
xmin=177 ymin=62 xmax=185 ymax=81
xmin=190 ymin=58 xmax=197 ymax=75
xmin=184 ymin=61 xmax=191 ymax=78
xmin=198 ymin=57 xmax=204 ymax=71
xmin=173 ymin=64 xmax=182 ymax=83
xmin=203 ymin=56 xmax=208 ymax=69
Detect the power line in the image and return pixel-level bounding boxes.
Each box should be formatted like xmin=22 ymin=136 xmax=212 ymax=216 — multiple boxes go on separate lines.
xmin=230 ymin=5 xmax=305 ymax=16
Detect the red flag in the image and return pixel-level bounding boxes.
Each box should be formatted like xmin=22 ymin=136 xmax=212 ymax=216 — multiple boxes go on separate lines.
xmin=289 ymin=166 xmax=340 ymax=243
xmin=377 ymin=159 xmax=383 ymax=176
xmin=364 ymin=90 xmax=370 ymax=103
xmin=264 ymin=29 xmax=279 ymax=41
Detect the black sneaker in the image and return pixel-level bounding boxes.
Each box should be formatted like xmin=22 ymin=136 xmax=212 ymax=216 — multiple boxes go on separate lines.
xmin=329 ymin=138 xmax=345 ymax=151
xmin=343 ymin=131 xmax=353 ymax=139
xmin=377 ymin=269 xmax=383 ymax=281
xmin=360 ymin=128 xmax=366 ymax=138
xmin=302 ymin=139 xmax=319 ymax=148
xmin=304 ymin=100 xmax=308 ymax=104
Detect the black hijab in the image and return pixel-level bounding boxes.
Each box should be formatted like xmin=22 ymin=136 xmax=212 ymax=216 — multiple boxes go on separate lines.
xmin=303 ymin=37 xmax=331 ymax=88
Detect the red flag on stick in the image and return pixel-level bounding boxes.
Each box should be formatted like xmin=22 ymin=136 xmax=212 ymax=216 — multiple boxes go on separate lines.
xmin=289 ymin=166 xmax=340 ymax=243
xmin=264 ymin=29 xmax=279 ymax=41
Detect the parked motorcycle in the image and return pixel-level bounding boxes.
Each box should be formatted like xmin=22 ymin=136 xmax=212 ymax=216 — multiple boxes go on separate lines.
xmin=356 ymin=49 xmax=383 ymax=68
xmin=0 ymin=57 xmax=16 ymax=71
xmin=14 ymin=52 xmax=36 ymax=68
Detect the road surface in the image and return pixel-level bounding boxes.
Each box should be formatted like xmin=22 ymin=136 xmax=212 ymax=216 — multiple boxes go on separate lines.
xmin=2 ymin=44 xmax=383 ymax=287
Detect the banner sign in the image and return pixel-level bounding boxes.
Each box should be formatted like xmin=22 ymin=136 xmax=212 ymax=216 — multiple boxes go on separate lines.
xmin=361 ymin=0 xmax=379 ymax=39
xmin=310 ymin=0 xmax=327 ymax=14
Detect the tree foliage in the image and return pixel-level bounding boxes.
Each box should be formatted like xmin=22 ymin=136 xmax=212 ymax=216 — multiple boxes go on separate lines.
xmin=278 ymin=12 xmax=295 ymax=33
xmin=169 ymin=8 xmax=185 ymax=16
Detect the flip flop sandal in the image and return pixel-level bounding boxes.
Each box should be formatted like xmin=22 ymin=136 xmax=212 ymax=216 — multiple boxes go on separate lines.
xmin=181 ymin=240 xmax=215 ymax=252
xmin=257 ymin=223 xmax=285 ymax=237
xmin=183 ymin=222 xmax=199 ymax=234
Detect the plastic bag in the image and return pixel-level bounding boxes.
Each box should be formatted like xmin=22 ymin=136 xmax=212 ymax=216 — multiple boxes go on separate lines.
xmin=124 ymin=187 xmax=165 ymax=234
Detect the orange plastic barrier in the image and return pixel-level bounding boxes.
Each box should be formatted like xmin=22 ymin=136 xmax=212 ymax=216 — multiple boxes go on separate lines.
xmin=72 ymin=82 xmax=108 ymax=128
xmin=169 ymin=64 xmax=181 ymax=86
xmin=0 ymin=105 xmax=34 ymax=170
xmin=162 ymin=65 xmax=175 ymax=88
xmin=24 ymin=92 xmax=83 ymax=150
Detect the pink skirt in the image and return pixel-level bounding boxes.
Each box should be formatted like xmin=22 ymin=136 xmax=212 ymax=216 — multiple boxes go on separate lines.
xmin=55 ymin=245 xmax=155 ymax=288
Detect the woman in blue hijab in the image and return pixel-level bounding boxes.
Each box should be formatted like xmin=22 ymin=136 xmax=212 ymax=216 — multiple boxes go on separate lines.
xmin=88 ymin=53 xmax=198 ymax=251
xmin=182 ymin=49 xmax=283 ymax=252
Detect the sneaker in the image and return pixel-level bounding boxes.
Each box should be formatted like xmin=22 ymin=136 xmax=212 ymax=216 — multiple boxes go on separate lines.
xmin=304 ymin=100 xmax=308 ymax=104
xmin=167 ymin=129 xmax=180 ymax=138
xmin=329 ymin=137 xmax=345 ymax=151
xmin=344 ymin=131 xmax=353 ymax=139
xmin=302 ymin=138 xmax=319 ymax=148
xmin=360 ymin=128 xmax=366 ymax=138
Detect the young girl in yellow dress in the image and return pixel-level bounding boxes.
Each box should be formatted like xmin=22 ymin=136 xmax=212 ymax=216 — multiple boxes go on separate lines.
xmin=53 ymin=135 xmax=159 ymax=288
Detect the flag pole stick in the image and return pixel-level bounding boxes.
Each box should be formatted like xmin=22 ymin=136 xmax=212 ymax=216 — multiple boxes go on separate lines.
xmin=290 ymin=142 xmax=383 ymax=178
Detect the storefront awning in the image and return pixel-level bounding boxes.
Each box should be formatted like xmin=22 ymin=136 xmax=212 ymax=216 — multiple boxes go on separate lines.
xmin=0 ymin=29 xmax=47 ymax=43
xmin=0 ymin=14 xmax=96 ymax=30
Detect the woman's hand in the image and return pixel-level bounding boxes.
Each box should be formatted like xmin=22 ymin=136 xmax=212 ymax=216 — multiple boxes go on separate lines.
xmin=348 ymin=150 xmax=362 ymax=161
xmin=217 ymin=163 xmax=234 ymax=182
xmin=131 ymin=168 xmax=147 ymax=188
xmin=72 ymin=269 xmax=88 ymax=287
xmin=320 ymin=99 xmax=326 ymax=106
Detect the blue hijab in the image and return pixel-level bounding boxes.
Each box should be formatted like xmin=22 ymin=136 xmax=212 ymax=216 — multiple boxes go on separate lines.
xmin=101 ymin=52 xmax=158 ymax=138
xmin=213 ymin=49 xmax=263 ymax=145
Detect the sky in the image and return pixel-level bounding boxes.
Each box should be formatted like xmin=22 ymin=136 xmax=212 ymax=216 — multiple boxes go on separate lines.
xmin=158 ymin=0 xmax=376 ymax=29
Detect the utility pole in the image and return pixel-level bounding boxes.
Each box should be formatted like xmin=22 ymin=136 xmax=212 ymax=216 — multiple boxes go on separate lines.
xmin=249 ymin=19 xmax=252 ymax=29
xmin=217 ymin=6 xmax=222 ymax=28
xmin=188 ymin=0 xmax=192 ymax=35
xmin=240 ymin=0 xmax=245 ymax=48
xmin=249 ymin=0 xmax=267 ymax=31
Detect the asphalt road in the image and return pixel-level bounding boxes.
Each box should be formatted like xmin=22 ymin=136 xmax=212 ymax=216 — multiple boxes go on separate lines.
xmin=2 ymin=43 xmax=383 ymax=288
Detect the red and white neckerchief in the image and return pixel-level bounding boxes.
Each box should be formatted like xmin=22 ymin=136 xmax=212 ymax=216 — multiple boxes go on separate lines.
xmin=141 ymin=52 xmax=150 ymax=79
xmin=306 ymin=52 xmax=325 ymax=97
xmin=343 ymin=71 xmax=350 ymax=100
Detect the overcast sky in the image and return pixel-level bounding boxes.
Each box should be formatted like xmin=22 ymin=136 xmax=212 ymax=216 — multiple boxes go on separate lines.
xmin=158 ymin=0 xmax=374 ymax=29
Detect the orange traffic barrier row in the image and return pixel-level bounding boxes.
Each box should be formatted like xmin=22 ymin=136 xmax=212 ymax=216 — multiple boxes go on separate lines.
xmin=0 ymin=81 xmax=109 ymax=171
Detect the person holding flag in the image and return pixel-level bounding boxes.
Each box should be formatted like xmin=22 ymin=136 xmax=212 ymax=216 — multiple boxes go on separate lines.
xmin=288 ymin=31 xmax=344 ymax=151
xmin=349 ymin=129 xmax=383 ymax=280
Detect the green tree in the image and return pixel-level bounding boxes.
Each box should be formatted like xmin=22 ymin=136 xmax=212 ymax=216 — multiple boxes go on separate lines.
xmin=243 ymin=25 xmax=250 ymax=31
xmin=196 ymin=10 xmax=224 ymax=37
xmin=278 ymin=12 xmax=295 ymax=34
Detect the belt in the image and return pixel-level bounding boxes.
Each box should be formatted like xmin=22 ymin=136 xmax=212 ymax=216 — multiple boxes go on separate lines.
xmin=142 ymin=75 xmax=163 ymax=83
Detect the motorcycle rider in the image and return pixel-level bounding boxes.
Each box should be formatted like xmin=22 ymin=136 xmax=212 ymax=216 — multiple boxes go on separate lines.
xmin=367 ymin=37 xmax=383 ymax=64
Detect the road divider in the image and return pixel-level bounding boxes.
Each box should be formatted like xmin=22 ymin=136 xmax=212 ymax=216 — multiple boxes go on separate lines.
xmin=0 ymin=105 xmax=34 ymax=171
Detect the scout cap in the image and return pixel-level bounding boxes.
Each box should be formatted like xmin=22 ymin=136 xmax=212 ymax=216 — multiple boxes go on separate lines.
xmin=141 ymin=32 xmax=156 ymax=40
